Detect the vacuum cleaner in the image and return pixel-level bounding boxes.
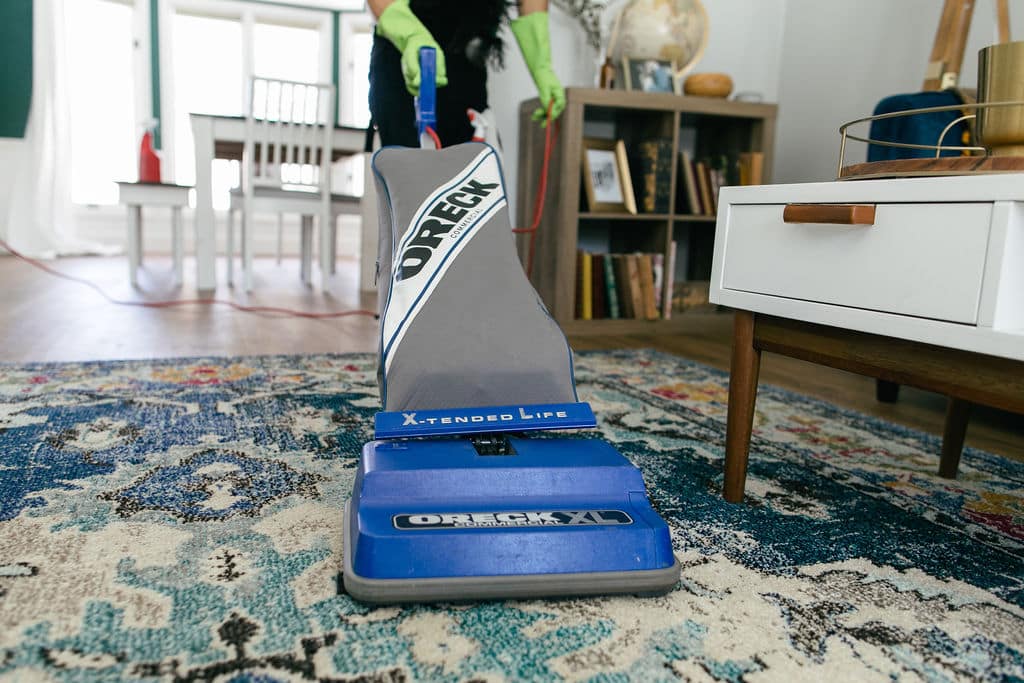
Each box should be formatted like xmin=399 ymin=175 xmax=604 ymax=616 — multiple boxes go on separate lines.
xmin=342 ymin=49 xmax=680 ymax=603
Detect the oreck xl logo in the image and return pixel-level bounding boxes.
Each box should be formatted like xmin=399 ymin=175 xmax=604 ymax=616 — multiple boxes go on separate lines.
xmin=393 ymin=510 xmax=634 ymax=530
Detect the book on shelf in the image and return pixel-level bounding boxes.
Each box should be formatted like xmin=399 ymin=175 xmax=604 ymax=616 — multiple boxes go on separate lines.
xmin=591 ymin=253 xmax=607 ymax=319
xmin=652 ymin=253 xmax=664 ymax=313
xmin=679 ymin=151 xmax=702 ymax=216
xmin=738 ymin=152 xmax=764 ymax=186
xmin=624 ymin=254 xmax=644 ymax=320
xmin=577 ymin=251 xmax=593 ymax=320
xmin=708 ymin=163 xmax=722 ymax=214
xmin=695 ymin=161 xmax=714 ymax=216
xmin=575 ymin=251 xmax=584 ymax=319
xmin=574 ymin=251 xmax=671 ymax=322
xmin=707 ymin=163 xmax=719 ymax=214
xmin=636 ymin=139 xmax=673 ymax=214
xmin=635 ymin=253 xmax=659 ymax=321
xmin=663 ymin=241 xmax=677 ymax=320
xmin=612 ymin=255 xmax=634 ymax=319
xmin=708 ymin=165 xmax=722 ymax=213
xmin=603 ymin=253 xmax=620 ymax=319
xmin=676 ymin=152 xmax=763 ymax=217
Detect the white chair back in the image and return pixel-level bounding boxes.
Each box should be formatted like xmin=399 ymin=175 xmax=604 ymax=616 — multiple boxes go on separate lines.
xmin=243 ymin=77 xmax=337 ymax=195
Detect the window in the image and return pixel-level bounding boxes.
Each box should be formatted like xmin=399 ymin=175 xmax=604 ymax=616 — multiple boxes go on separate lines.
xmin=170 ymin=11 xmax=244 ymax=208
xmin=66 ymin=0 xmax=137 ymax=205
xmin=163 ymin=1 xmax=333 ymax=209
xmin=254 ymin=22 xmax=321 ymax=84
xmin=341 ymin=29 xmax=372 ymax=128
xmin=336 ymin=15 xmax=373 ymax=195
xmin=65 ymin=0 xmax=370 ymax=208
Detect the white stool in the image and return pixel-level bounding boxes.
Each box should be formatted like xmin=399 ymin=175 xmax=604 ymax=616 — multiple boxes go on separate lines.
xmin=116 ymin=182 xmax=191 ymax=287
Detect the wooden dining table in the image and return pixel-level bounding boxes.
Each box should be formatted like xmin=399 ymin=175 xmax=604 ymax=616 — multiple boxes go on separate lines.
xmin=189 ymin=112 xmax=367 ymax=290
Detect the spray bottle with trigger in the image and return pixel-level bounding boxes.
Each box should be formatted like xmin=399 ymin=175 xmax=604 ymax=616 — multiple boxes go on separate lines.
xmin=138 ymin=118 xmax=162 ymax=183
xmin=466 ymin=108 xmax=503 ymax=163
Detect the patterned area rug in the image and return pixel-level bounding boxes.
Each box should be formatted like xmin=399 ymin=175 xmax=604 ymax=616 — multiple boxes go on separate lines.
xmin=1 ymin=351 xmax=1021 ymax=682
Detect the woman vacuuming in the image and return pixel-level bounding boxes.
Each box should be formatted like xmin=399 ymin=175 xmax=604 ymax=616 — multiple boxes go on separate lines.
xmin=367 ymin=0 xmax=566 ymax=147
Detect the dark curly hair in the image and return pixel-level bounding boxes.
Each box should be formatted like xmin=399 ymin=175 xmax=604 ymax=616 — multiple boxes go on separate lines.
xmin=410 ymin=0 xmax=515 ymax=69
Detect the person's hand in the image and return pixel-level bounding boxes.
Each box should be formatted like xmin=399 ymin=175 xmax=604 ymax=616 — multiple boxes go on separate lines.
xmin=376 ymin=0 xmax=448 ymax=96
xmin=399 ymin=34 xmax=447 ymax=97
xmin=511 ymin=11 xmax=565 ymax=126
xmin=529 ymin=63 xmax=564 ymax=125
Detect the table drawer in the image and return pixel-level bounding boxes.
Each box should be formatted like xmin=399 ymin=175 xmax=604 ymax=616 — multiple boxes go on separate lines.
xmin=720 ymin=202 xmax=993 ymax=324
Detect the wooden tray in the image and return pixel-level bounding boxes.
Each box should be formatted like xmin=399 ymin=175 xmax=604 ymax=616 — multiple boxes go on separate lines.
xmin=839 ymin=156 xmax=1024 ymax=180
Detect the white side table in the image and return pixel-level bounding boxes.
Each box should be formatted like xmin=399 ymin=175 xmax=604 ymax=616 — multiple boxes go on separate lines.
xmin=116 ymin=182 xmax=191 ymax=287
xmin=710 ymin=173 xmax=1024 ymax=502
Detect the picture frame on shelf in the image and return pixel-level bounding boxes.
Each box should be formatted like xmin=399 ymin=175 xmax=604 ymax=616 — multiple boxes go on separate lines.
xmin=581 ymin=138 xmax=637 ymax=214
xmin=622 ymin=57 xmax=678 ymax=93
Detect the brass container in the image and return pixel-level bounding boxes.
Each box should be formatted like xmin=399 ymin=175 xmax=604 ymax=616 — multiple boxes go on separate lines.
xmin=977 ymin=41 xmax=1024 ymax=156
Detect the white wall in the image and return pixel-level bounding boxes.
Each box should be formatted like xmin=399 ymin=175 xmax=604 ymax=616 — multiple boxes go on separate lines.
xmin=774 ymin=0 xmax=1023 ymax=184
xmin=697 ymin=0 xmax=787 ymax=103
xmin=488 ymin=7 xmax=597 ymax=225
xmin=489 ymin=1 xmax=788 ymax=223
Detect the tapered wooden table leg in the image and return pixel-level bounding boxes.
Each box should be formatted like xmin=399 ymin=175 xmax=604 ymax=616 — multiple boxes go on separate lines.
xmin=724 ymin=310 xmax=762 ymax=503
xmin=939 ymin=397 xmax=972 ymax=478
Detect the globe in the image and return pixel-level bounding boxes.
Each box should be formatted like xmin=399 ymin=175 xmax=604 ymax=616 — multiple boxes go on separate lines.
xmin=608 ymin=0 xmax=708 ymax=79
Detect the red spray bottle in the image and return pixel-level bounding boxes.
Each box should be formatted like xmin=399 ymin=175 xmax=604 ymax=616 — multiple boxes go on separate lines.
xmin=138 ymin=119 xmax=162 ymax=183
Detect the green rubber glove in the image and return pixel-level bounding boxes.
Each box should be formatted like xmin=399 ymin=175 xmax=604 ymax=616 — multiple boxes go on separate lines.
xmin=510 ymin=11 xmax=565 ymax=126
xmin=376 ymin=0 xmax=448 ymax=96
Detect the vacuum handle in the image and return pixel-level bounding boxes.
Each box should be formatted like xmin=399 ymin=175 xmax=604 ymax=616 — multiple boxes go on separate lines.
xmin=415 ymin=47 xmax=437 ymax=143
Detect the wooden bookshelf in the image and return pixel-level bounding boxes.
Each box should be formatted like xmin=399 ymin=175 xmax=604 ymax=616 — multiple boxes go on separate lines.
xmin=516 ymin=87 xmax=777 ymax=335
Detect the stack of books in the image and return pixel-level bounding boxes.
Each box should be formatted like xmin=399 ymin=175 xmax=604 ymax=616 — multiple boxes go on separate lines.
xmin=575 ymin=246 xmax=678 ymax=321
xmin=678 ymin=151 xmax=764 ymax=217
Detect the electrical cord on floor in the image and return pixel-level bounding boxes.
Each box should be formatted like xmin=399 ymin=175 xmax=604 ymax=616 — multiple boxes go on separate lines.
xmin=0 ymin=238 xmax=377 ymax=320
xmin=511 ymin=101 xmax=559 ymax=278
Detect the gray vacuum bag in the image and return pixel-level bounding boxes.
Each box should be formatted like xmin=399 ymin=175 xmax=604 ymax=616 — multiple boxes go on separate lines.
xmin=372 ymin=142 xmax=577 ymax=412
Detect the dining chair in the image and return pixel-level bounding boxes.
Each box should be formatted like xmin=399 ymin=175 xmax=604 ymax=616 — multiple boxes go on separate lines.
xmin=227 ymin=76 xmax=359 ymax=291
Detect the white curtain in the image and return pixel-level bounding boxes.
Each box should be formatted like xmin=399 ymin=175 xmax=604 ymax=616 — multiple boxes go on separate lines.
xmin=3 ymin=0 xmax=112 ymax=258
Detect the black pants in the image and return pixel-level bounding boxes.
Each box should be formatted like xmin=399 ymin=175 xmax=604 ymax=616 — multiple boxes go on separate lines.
xmin=368 ymin=34 xmax=489 ymax=148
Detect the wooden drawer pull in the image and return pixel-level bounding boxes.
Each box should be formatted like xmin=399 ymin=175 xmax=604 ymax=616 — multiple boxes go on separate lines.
xmin=783 ymin=204 xmax=876 ymax=225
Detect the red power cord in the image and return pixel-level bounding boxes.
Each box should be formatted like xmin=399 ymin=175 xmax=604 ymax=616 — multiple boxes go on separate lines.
xmin=0 ymin=238 xmax=376 ymax=319
xmin=512 ymin=102 xmax=559 ymax=278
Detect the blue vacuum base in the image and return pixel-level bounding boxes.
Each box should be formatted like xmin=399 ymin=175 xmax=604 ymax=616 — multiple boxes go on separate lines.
xmin=343 ymin=436 xmax=680 ymax=603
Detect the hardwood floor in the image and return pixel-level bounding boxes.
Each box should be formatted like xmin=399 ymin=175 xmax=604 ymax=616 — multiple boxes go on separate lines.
xmin=0 ymin=254 xmax=379 ymax=361
xmin=1 ymin=254 xmax=1020 ymax=461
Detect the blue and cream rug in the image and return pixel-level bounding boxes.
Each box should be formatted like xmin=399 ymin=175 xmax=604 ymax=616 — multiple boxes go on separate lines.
xmin=1 ymin=351 xmax=1021 ymax=682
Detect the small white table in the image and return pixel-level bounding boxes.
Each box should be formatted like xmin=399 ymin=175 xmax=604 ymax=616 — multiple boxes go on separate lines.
xmin=117 ymin=182 xmax=192 ymax=287
xmin=710 ymin=173 xmax=1024 ymax=502
xmin=188 ymin=113 xmax=366 ymax=291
